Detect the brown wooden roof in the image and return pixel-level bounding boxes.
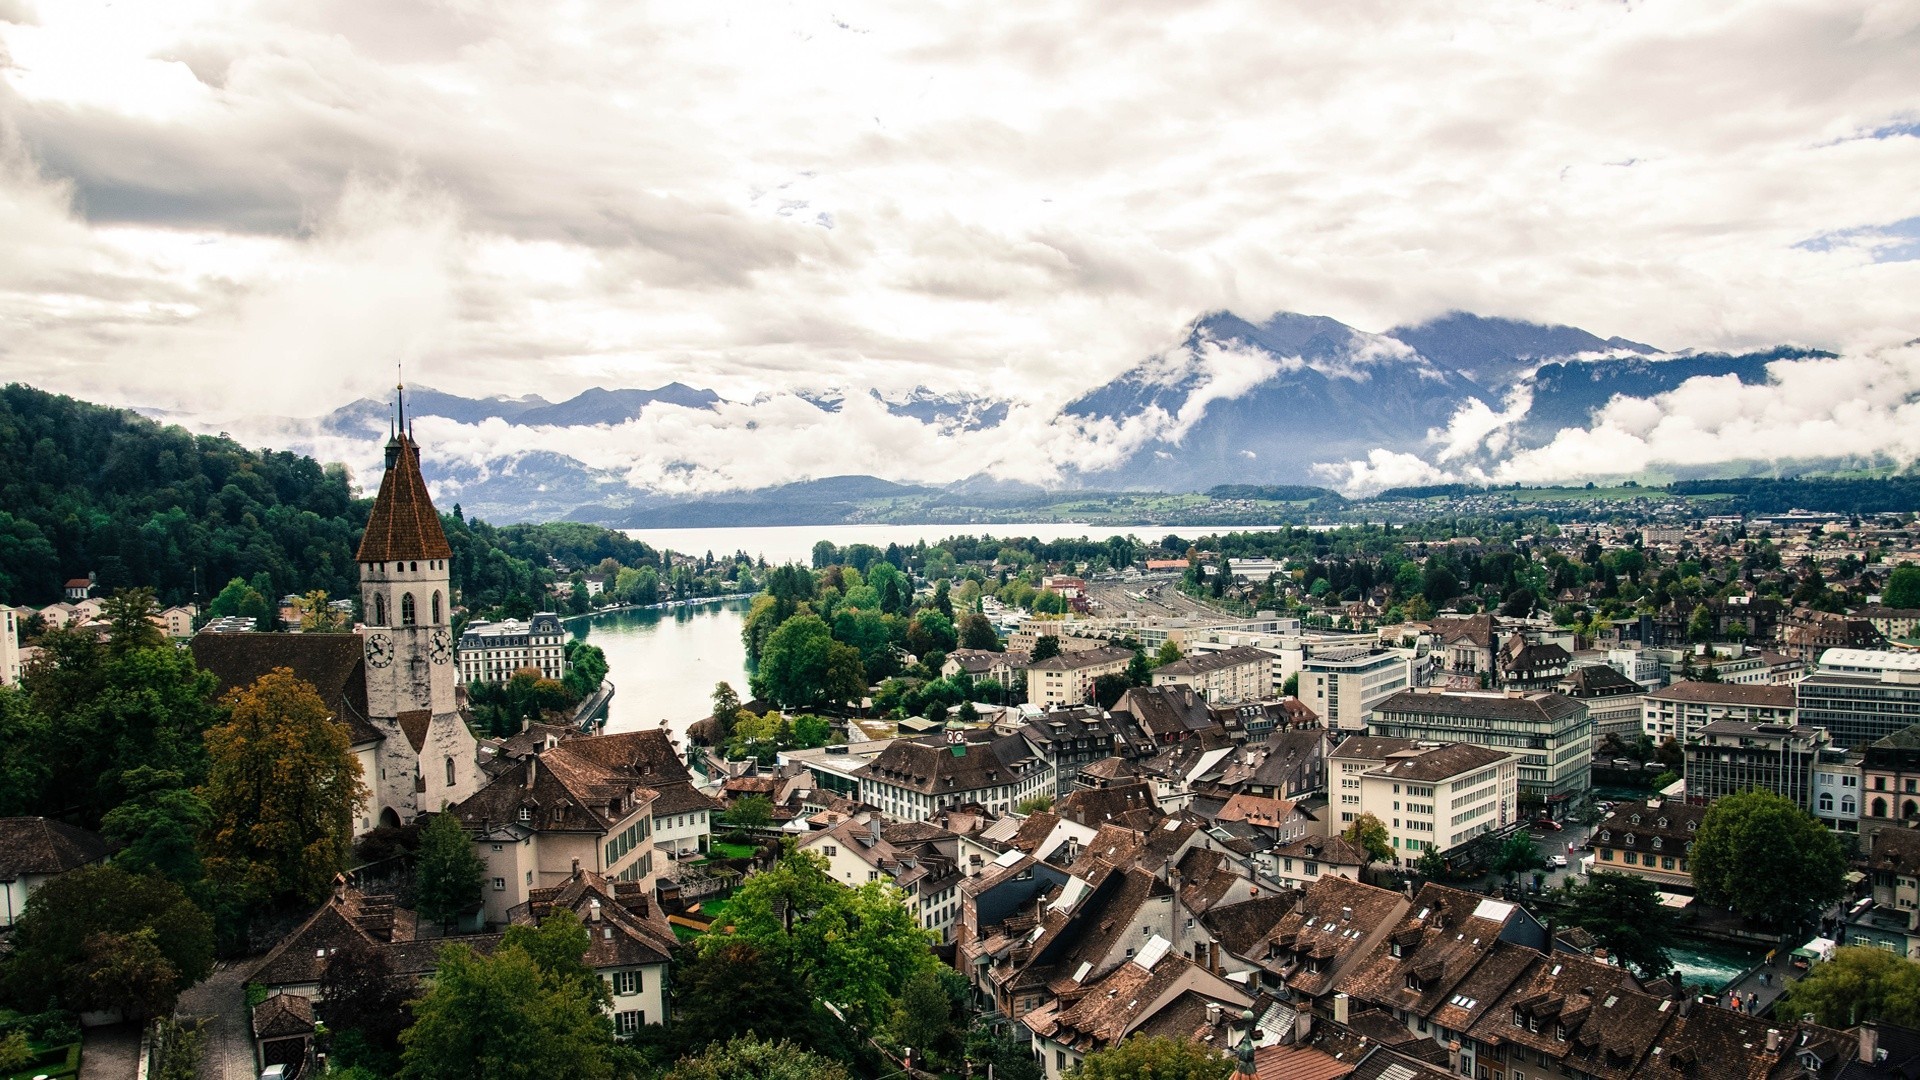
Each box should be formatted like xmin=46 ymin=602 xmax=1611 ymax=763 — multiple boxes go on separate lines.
xmin=355 ymin=434 xmax=452 ymax=562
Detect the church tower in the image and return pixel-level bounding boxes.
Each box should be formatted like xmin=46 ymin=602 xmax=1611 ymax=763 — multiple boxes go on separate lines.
xmin=355 ymin=390 xmax=476 ymax=819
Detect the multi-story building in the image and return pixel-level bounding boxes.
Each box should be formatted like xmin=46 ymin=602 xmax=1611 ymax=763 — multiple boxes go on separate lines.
xmin=795 ymin=815 xmax=965 ymax=942
xmin=1369 ymin=687 xmax=1592 ymax=800
xmin=1025 ymin=645 xmax=1133 ymax=706
xmin=458 ymin=612 xmax=569 ymax=684
xmin=1329 ymin=736 xmax=1519 ymax=866
xmin=0 ymin=606 xmax=18 ymax=685
xmin=1301 ymin=646 xmax=1411 ymax=732
xmin=858 ymin=730 xmax=1055 ymax=821
xmin=1589 ymin=797 xmax=1707 ymax=893
xmin=1812 ymin=749 xmax=1864 ymax=832
xmin=1860 ymin=724 xmax=1920 ymax=825
xmin=1641 ymin=681 xmax=1796 ymax=744
xmin=1018 ymin=707 xmax=1130 ymax=796
xmin=1857 ymin=605 xmax=1920 ymax=643
xmin=1608 ymin=646 xmax=1664 ymax=691
xmin=1150 ymin=645 xmax=1269 ymax=704
xmin=1557 ymin=663 xmax=1646 ymax=742
xmin=942 ymin=649 xmax=1030 ymax=687
xmin=1781 ymin=606 xmax=1884 ymax=662
xmin=1798 ymin=649 xmax=1920 ymax=750
xmin=1682 ymin=720 xmax=1829 ymax=809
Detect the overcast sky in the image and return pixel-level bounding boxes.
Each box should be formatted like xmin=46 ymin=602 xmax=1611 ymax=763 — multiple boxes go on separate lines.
xmin=2 ymin=0 xmax=1917 ymax=492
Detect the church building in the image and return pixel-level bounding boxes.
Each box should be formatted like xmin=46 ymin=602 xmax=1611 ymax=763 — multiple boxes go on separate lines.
xmin=192 ymin=403 xmax=481 ymax=833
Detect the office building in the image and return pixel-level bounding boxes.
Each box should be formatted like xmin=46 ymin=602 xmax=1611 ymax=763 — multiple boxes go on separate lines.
xmin=1797 ymin=649 xmax=1920 ymax=749
xmin=1370 ymin=688 xmax=1592 ymax=800
xmin=1682 ymin=720 xmax=1829 ymax=809
xmin=1301 ymin=647 xmax=1411 ymax=732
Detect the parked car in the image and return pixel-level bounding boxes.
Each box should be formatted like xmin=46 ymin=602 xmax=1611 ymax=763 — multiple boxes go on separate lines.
xmin=1548 ymin=855 xmax=1569 ymax=868
xmin=1532 ymin=818 xmax=1563 ymax=832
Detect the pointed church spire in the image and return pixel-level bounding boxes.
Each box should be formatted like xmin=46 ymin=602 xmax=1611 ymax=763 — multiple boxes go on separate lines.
xmin=358 ymin=407 xmax=452 ymax=565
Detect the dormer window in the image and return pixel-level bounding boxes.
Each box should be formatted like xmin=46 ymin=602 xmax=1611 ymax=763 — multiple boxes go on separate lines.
xmin=1687 ymin=820 xmax=1698 ymax=831
xmin=1652 ymin=837 xmax=1662 ymax=850
xmin=1629 ymin=814 xmax=1640 ymax=824
xmin=1405 ymin=973 xmax=1423 ymax=991
xmin=1391 ymin=942 xmax=1403 ymax=958
xmin=1657 ymin=817 xmax=1668 ymax=828
xmin=1599 ymin=830 xmax=1610 ymax=842
xmin=1513 ymin=1009 xmax=1526 ymax=1028
xmin=518 ymin=807 xmax=532 ymax=822
xmin=1625 ymin=833 xmax=1636 ymax=846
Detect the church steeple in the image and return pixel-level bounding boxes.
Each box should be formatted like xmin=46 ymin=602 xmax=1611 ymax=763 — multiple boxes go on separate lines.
xmin=358 ymin=416 xmax=452 ymax=564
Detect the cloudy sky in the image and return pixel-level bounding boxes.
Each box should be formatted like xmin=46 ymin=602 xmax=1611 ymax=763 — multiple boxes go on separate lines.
xmin=2 ymin=0 xmax=1917 ymax=495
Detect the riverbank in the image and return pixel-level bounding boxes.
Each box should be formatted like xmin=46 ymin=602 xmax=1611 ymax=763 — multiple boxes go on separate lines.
xmin=569 ymin=592 xmax=755 ymax=619
xmin=565 ymin=599 xmax=755 ymax=741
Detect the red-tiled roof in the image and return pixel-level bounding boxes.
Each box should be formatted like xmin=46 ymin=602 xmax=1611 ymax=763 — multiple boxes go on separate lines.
xmin=355 ymin=435 xmax=452 ymax=562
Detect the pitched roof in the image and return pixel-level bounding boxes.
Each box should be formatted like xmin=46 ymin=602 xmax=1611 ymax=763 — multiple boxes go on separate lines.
xmin=1559 ymin=665 xmax=1641 ymax=697
xmin=0 ymin=817 xmax=107 ymax=879
xmin=517 ymin=868 xmax=677 ymax=969
xmin=1646 ymin=680 xmax=1796 ymax=707
xmin=189 ymin=631 xmax=382 ymax=744
xmin=355 ymin=434 xmax=453 ymax=562
xmin=1155 ymin=646 xmax=1273 ymax=678
xmin=1027 ymin=645 xmax=1134 ymax=672
xmin=251 ymin=993 xmax=314 ymax=1040
xmin=1375 ymin=688 xmax=1586 ymax=726
xmin=1365 ymin=742 xmax=1513 ymax=782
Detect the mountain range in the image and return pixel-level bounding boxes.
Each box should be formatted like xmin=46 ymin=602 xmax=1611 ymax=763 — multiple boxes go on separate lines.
xmin=293 ymin=311 xmax=1837 ymax=524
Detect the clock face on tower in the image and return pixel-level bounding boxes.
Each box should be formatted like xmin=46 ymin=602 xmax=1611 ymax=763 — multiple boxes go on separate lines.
xmin=366 ymin=632 xmax=394 ymax=669
xmin=429 ymin=629 xmax=452 ymax=665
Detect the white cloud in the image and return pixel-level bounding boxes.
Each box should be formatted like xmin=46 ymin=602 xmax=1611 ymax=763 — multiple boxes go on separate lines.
xmin=1312 ymin=449 xmax=1459 ymax=498
xmin=1 ymin=0 xmax=1918 ymax=493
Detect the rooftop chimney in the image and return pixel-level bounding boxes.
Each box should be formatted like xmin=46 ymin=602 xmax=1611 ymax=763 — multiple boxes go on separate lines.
xmin=571 ymin=857 xmax=581 ymax=876
xmin=1860 ymin=1023 xmax=1880 ymax=1065
xmin=526 ymin=757 xmax=538 ymax=789
xmin=1333 ymin=992 xmax=1350 ymax=1026
xmin=1766 ymin=1029 xmax=1781 ymax=1053
xmin=1207 ymin=1002 xmax=1223 ymax=1027
xmin=589 ymin=898 xmax=602 ymax=923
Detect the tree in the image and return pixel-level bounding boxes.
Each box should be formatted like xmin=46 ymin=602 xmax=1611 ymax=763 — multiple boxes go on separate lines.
xmin=958 ymin=612 xmax=999 ymax=651
xmin=965 ymin=1023 xmax=1045 ymax=1080
xmin=1015 ymin=793 xmax=1056 ymax=814
xmin=889 ymin=968 xmax=960 ymax=1068
xmin=1500 ymin=588 xmax=1536 ymax=618
xmin=712 ymin=682 xmax=743 ymax=739
xmin=101 ymin=767 xmax=212 ymax=892
xmin=1126 ymin=648 xmax=1151 ymax=686
xmin=1416 ymin=847 xmax=1449 ymax=879
xmin=1030 ymin=635 xmax=1062 ymax=662
xmin=1154 ymin=639 xmax=1184 ymax=666
xmin=415 ymin=812 xmax=486 ymax=931
xmin=1777 ymin=946 xmax=1920 ymax=1029
xmin=1092 ymin=672 xmax=1131 ymax=710
xmin=201 ymin=667 xmax=367 ymax=908
xmin=319 ymin=933 xmax=418 ymax=1072
xmin=501 ymin=910 xmax=607 ymax=1009
xmin=400 ymin=938 xmax=621 ymax=1080
xmin=291 ymin=590 xmax=350 ymax=633
xmin=1343 ymin=814 xmax=1393 ymax=864
xmin=756 ymin=615 xmax=866 ymax=709
xmin=1073 ymin=1034 xmax=1233 ymax=1080
xmin=665 ymin=1036 xmax=850 ymax=1080
xmin=1688 ymin=603 xmax=1716 ymax=642
xmin=1884 ymin=565 xmax=1920 ymax=610
xmin=1282 ymin=672 xmax=1299 ymax=698
xmin=727 ymin=794 xmax=774 ymax=831
xmin=1 ymin=864 xmax=213 ymax=1016
xmin=710 ymin=848 xmax=939 ymax=1030
xmin=672 ymin=942 xmax=838 ymax=1052
xmin=1490 ymin=834 xmax=1544 ymax=881
xmin=207 ymin=576 xmax=271 ymax=624
xmin=1691 ymin=789 xmax=1846 ymax=926
xmin=1563 ymin=871 xmax=1677 ymax=978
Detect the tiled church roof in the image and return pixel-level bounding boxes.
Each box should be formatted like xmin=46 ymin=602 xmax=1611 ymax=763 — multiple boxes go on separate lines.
xmin=355 ymin=434 xmax=452 ymax=563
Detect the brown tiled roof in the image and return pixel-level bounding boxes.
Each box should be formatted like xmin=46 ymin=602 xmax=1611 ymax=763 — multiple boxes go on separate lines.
xmin=396 ymin=709 xmax=432 ymax=753
xmin=1869 ymin=826 xmax=1920 ymax=873
xmin=1328 ymin=736 xmax=1421 ymax=762
xmin=355 ymin=434 xmax=453 ymax=562
xmin=1435 ymin=614 xmax=1496 ymax=649
xmin=517 ymin=868 xmax=676 ymax=969
xmin=1058 ymin=780 xmax=1160 ymax=827
xmin=1376 ymin=688 xmax=1586 ymax=726
xmin=1218 ymin=794 xmax=1298 ymax=829
xmin=1264 ymin=877 xmax=1408 ymax=999
xmin=0 ymin=817 xmax=107 ymax=879
xmin=860 ymin=732 xmax=1044 ymax=796
xmin=1647 ymin=681 xmax=1796 ymax=707
xmin=1201 ymin=892 xmax=1298 ymax=957
xmin=251 ymin=891 xmax=502 ymax=988
xmin=1592 ymin=799 xmax=1706 ymax=857
xmin=1560 ymin=664 xmax=1641 ymax=697
xmin=251 ymin=993 xmax=314 ymax=1039
xmin=1115 ymin=685 xmax=1216 ymax=739
xmin=1366 ymin=742 xmax=1512 ymax=782
xmin=1271 ymin=834 xmax=1369 ymax=867
xmin=1250 ymin=1043 xmax=1356 ymax=1080
xmin=1155 ymin=646 xmax=1272 ymax=678
xmin=1026 ymin=645 xmax=1134 ymax=672
xmin=189 ymin=632 xmax=382 ymax=745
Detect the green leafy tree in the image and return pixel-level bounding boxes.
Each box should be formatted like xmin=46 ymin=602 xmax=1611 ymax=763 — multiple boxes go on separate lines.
xmin=1491 ymin=834 xmax=1544 ymax=881
xmin=415 ymin=812 xmax=486 ymax=931
xmin=1127 ymin=648 xmax=1151 ymax=686
xmin=1 ymin=864 xmax=213 ymax=1015
xmin=0 ymin=1032 xmax=32 ymax=1073
xmin=201 ymin=667 xmax=366 ymax=908
xmin=1884 ymin=565 xmax=1920 ymax=610
xmin=712 ymin=682 xmax=743 ymax=738
xmin=966 ymin=1023 xmax=1045 ymax=1080
xmin=707 ymin=848 xmax=939 ymax=1030
xmin=664 ymin=1036 xmax=850 ymax=1080
xmin=1776 ymin=946 xmax=1920 ymax=1028
xmin=1563 ymin=871 xmax=1677 ymax=977
xmin=207 ymin=576 xmax=271 ymax=623
xmin=502 ymin=910 xmax=608 ymax=1009
xmin=1688 ymin=603 xmax=1716 ymax=642
xmin=101 ymin=766 xmax=211 ymax=891
xmin=1691 ymin=789 xmax=1846 ymax=926
xmin=727 ymin=794 xmax=775 ymax=831
xmin=1072 ymin=1034 xmax=1233 ymax=1080
xmin=1343 ymin=813 xmax=1393 ymax=864
xmin=755 ymin=615 xmax=867 ymax=708
xmin=1030 ymin=635 xmax=1062 ymax=662
xmin=1092 ymin=672 xmax=1132 ymax=710
xmin=399 ymin=937 xmax=621 ymax=1080
xmin=889 ymin=968 xmax=962 ymax=1068
xmin=671 ymin=942 xmax=840 ymax=1053
xmin=958 ymin=612 xmax=999 ymax=651
xmin=1154 ymin=639 xmax=1183 ymax=666
xmin=1282 ymin=672 xmax=1299 ymax=697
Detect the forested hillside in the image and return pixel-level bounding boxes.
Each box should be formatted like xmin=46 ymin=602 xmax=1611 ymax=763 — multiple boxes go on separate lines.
xmin=0 ymin=385 xmax=652 ymax=616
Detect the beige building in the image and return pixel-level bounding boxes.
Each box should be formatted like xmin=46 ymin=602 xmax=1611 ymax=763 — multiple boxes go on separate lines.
xmin=1641 ymin=681 xmax=1796 ymax=743
xmin=1330 ymin=736 xmax=1519 ymax=866
xmin=1301 ymin=646 xmax=1412 ymax=732
xmin=1589 ymin=797 xmax=1706 ymax=893
xmin=1026 ymin=645 xmax=1133 ymax=706
xmin=0 ymin=607 xmax=18 ymax=685
xmin=1150 ymin=645 xmax=1269 ymax=704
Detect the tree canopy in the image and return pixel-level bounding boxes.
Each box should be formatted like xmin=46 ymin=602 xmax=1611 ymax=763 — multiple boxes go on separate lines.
xmin=1776 ymin=946 xmax=1920 ymax=1029
xmin=0 ymin=864 xmax=214 ymax=1018
xmin=1343 ymin=814 xmax=1393 ymax=864
xmin=1563 ymin=871 xmax=1677 ymax=978
xmin=415 ymin=811 xmax=486 ymax=930
xmin=1072 ymin=1034 xmax=1233 ymax=1080
xmin=1690 ymin=789 xmax=1846 ymax=926
xmin=663 ymin=1036 xmax=850 ymax=1080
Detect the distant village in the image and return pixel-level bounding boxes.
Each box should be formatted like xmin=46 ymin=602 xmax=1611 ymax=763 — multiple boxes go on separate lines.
xmin=9 ymin=424 xmax=1920 ymax=1080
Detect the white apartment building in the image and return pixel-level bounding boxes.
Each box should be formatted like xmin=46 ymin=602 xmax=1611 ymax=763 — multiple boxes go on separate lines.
xmin=795 ymin=815 xmax=965 ymax=942
xmin=1641 ymin=681 xmax=1796 ymax=743
xmin=1302 ymin=647 xmax=1412 ymax=732
xmin=1370 ymin=688 xmax=1593 ymax=800
xmin=1151 ymin=645 xmax=1270 ymax=704
xmin=1025 ymin=645 xmax=1133 ymax=707
xmin=1330 ymin=737 xmax=1519 ymax=867
xmin=458 ymin=612 xmax=569 ymax=684
xmin=1812 ymin=751 xmax=1864 ymax=832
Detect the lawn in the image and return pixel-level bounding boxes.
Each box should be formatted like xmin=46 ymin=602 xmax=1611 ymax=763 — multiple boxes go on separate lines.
xmin=707 ymin=842 xmax=758 ymax=860
xmin=4 ymin=1040 xmax=81 ymax=1080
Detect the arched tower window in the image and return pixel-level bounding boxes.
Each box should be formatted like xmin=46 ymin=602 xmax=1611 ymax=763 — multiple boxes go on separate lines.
xmin=374 ymin=593 xmax=387 ymax=626
xmin=401 ymin=592 xmax=417 ymax=625
xmin=446 ymin=756 xmax=456 ymax=787
xmin=432 ymin=591 xmax=443 ymax=624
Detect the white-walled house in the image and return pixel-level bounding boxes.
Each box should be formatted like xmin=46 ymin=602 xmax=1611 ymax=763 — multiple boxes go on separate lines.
xmin=0 ymin=817 xmax=107 ymax=926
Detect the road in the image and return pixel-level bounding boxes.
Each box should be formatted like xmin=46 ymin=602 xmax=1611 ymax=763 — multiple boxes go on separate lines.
xmin=174 ymin=962 xmax=256 ymax=1080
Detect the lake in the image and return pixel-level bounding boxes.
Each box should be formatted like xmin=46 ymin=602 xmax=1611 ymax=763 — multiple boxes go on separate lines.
xmin=621 ymin=521 xmax=1301 ymax=567
xmin=580 ymin=521 xmax=1299 ymax=739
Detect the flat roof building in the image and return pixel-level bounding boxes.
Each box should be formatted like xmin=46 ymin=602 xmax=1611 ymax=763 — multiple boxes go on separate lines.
xmin=1797 ymin=649 xmax=1920 ymax=749
xmin=1370 ymin=687 xmax=1592 ymax=800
